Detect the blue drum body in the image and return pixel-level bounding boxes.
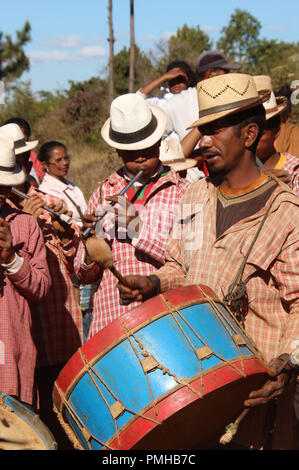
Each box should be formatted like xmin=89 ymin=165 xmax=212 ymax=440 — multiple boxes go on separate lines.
xmin=53 ymin=285 xmax=267 ymax=450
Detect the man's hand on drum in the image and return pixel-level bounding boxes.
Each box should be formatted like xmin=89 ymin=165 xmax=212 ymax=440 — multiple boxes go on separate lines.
xmin=244 ymin=355 xmax=293 ymax=407
xmin=117 ymin=275 xmax=155 ymax=305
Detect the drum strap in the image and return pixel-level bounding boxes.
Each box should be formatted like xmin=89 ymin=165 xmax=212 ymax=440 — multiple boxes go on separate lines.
xmin=223 ymin=190 xmax=286 ymax=323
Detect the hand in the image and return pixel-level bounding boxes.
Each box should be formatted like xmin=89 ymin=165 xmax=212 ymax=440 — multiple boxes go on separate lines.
xmin=81 ymin=212 xmax=98 ymax=237
xmin=165 ymin=67 xmax=188 ymax=82
xmin=0 ymin=218 xmax=15 ymax=264
xmin=269 ymin=168 xmax=292 ymax=186
xmin=105 ymin=195 xmax=142 ymax=233
xmin=117 ymin=275 xmax=156 ymax=305
xmin=23 ymin=194 xmax=45 ymax=219
xmin=46 ymin=201 xmax=74 ymax=241
xmin=243 ymin=356 xmax=292 ymax=407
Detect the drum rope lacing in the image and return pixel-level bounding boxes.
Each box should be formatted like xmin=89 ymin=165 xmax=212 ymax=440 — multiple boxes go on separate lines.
xmin=161 ymin=295 xmax=248 ymax=380
xmin=78 ymin=348 xmax=161 ymax=448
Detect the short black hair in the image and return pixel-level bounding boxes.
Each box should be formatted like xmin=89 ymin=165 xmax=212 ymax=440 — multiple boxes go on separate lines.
xmin=166 ymin=60 xmax=197 ymax=87
xmin=38 ymin=141 xmax=66 ymax=164
xmin=4 ymin=117 xmax=31 ymax=138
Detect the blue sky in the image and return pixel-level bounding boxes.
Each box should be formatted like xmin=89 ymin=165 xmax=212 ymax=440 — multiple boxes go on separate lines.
xmin=2 ymin=0 xmax=299 ymax=93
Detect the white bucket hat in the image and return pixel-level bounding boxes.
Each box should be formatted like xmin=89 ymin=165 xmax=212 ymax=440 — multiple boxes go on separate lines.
xmin=0 ymin=123 xmax=38 ymax=154
xmin=159 ymin=138 xmax=196 ymax=172
xmin=101 ymin=93 xmax=167 ymax=150
xmin=0 ymin=134 xmax=27 ymax=185
xmin=253 ymin=75 xmax=287 ymax=120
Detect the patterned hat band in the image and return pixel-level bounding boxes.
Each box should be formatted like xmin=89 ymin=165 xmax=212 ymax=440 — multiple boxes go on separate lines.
xmin=198 ymin=96 xmax=261 ymax=119
xmin=14 ymin=138 xmax=26 ymax=149
xmin=109 ymin=114 xmax=158 ymax=144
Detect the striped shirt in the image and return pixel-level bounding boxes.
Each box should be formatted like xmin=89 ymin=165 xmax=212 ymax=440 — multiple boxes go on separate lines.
xmin=155 ymin=174 xmax=299 ymax=364
xmin=74 ymin=167 xmax=189 ymax=338
xmin=275 ymin=152 xmax=299 ymax=197
xmin=0 ymin=204 xmax=50 ymax=404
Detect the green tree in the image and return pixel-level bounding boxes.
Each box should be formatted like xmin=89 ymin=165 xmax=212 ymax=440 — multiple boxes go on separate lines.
xmin=166 ymin=24 xmax=212 ymax=69
xmin=0 ymin=21 xmax=31 ymax=84
xmin=113 ymin=46 xmax=154 ymax=95
xmin=217 ymin=9 xmax=261 ymax=66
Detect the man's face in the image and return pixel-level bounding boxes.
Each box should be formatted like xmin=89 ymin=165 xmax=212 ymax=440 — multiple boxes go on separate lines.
xmin=198 ymin=119 xmax=245 ymax=177
xmin=256 ymin=128 xmax=277 ymax=162
xmin=203 ymin=68 xmax=228 ymax=80
xmin=117 ymin=141 xmax=161 ymax=179
xmin=0 ymin=185 xmax=11 ymax=209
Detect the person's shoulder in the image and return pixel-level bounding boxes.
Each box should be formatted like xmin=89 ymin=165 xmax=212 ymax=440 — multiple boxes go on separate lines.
xmin=163 ymin=87 xmax=196 ymax=108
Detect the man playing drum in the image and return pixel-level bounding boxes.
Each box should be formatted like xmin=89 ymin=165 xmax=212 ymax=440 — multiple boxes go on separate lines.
xmin=117 ymin=73 xmax=299 ymax=448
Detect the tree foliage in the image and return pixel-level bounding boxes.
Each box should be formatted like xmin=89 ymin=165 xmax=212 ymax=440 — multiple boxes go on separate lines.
xmin=0 ymin=21 xmax=31 ymax=83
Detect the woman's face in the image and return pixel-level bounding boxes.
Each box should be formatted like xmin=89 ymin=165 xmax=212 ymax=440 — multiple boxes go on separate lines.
xmin=46 ymin=146 xmax=70 ymax=180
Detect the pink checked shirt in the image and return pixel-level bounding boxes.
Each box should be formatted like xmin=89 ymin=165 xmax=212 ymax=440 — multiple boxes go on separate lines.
xmin=155 ymin=176 xmax=299 ymax=364
xmin=0 ymin=205 xmax=50 ymax=405
xmin=75 ymin=168 xmax=189 ymax=338
xmin=279 ymin=152 xmax=299 ymax=197
xmin=28 ymin=188 xmax=83 ymax=367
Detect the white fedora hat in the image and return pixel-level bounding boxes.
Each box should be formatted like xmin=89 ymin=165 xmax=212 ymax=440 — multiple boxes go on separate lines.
xmin=0 ymin=123 xmax=38 ymax=154
xmin=253 ymin=75 xmax=287 ymax=120
xmin=101 ymin=93 xmax=167 ymax=150
xmin=188 ymin=73 xmax=270 ymax=128
xmin=0 ymin=134 xmax=27 ymax=185
xmin=159 ymin=138 xmax=196 ymax=172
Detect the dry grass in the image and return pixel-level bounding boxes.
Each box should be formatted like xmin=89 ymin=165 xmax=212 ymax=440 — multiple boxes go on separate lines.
xmin=66 ymin=142 xmax=120 ymax=201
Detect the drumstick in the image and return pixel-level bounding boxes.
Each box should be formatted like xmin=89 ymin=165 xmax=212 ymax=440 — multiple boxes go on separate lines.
xmin=82 ymin=169 xmax=144 ymax=239
xmin=11 ymin=187 xmax=72 ymax=224
xmin=219 ymin=356 xmax=291 ymax=445
xmin=85 ymin=236 xmax=129 ymax=287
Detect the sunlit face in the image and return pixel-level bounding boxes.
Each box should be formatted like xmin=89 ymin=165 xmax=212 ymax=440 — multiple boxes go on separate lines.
xmin=45 ymin=146 xmax=70 ymax=180
xmin=198 ymin=120 xmax=245 ymax=177
xmin=117 ymin=141 xmax=161 ymax=180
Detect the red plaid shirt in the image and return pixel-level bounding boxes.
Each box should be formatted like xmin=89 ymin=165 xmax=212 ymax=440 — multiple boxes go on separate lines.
xmin=156 ymin=175 xmax=299 ymax=363
xmin=75 ymin=167 xmax=189 ymax=338
xmin=279 ymin=152 xmax=299 ymax=197
xmin=28 ymin=188 xmax=83 ymax=366
xmin=0 ymin=204 xmax=50 ymax=405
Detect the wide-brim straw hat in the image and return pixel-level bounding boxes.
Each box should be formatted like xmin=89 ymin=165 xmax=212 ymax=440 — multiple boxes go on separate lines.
xmin=0 ymin=123 xmax=38 ymax=154
xmin=188 ymin=73 xmax=271 ymax=129
xmin=101 ymin=93 xmax=167 ymax=150
xmin=0 ymin=133 xmax=27 ymax=185
xmin=253 ymin=75 xmax=287 ymax=120
xmin=159 ymin=138 xmax=196 ymax=172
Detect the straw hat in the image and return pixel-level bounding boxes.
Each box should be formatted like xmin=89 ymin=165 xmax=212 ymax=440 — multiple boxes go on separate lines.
xmin=188 ymin=73 xmax=271 ymax=128
xmin=0 ymin=134 xmax=27 ymax=185
xmin=101 ymin=93 xmax=167 ymax=150
xmin=159 ymin=138 xmax=196 ymax=172
xmin=0 ymin=123 xmax=38 ymax=155
xmin=253 ymin=75 xmax=287 ymax=120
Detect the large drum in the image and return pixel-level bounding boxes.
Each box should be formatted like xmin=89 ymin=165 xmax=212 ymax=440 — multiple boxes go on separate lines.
xmin=0 ymin=394 xmax=57 ymax=450
xmin=53 ymin=285 xmax=268 ymax=450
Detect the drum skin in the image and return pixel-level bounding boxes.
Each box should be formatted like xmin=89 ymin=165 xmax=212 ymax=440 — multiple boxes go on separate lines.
xmin=53 ymin=285 xmax=268 ymax=450
xmin=0 ymin=394 xmax=57 ymax=450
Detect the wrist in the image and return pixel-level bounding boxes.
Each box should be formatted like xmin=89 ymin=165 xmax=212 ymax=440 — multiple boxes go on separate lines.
xmin=1 ymin=249 xmax=16 ymax=265
xmin=146 ymin=275 xmax=161 ymax=297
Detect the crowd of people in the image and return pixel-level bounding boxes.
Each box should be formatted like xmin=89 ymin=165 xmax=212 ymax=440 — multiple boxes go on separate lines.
xmin=0 ymin=50 xmax=298 ymax=450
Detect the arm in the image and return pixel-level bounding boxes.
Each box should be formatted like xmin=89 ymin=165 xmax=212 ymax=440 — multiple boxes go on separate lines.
xmin=180 ymin=127 xmax=202 ymax=158
xmin=139 ymin=68 xmax=188 ymax=97
xmin=2 ymin=215 xmax=51 ymax=302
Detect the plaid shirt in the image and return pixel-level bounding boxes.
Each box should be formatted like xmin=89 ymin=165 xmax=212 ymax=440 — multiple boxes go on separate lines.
xmin=75 ymin=167 xmax=189 ymax=338
xmin=28 ymin=188 xmax=83 ymax=366
xmin=0 ymin=204 xmax=50 ymax=405
xmin=155 ymin=175 xmax=299 ymax=363
xmin=280 ymin=152 xmax=299 ymax=197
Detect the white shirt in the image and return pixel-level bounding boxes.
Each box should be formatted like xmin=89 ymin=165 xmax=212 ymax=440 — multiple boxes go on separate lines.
xmin=38 ymin=173 xmax=87 ymax=228
xmin=162 ymin=87 xmax=199 ymax=141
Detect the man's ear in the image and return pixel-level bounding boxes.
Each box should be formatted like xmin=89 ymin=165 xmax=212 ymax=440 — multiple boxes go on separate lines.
xmin=242 ymin=122 xmax=259 ymax=149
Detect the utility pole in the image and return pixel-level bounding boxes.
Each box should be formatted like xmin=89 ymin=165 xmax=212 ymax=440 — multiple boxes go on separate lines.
xmin=108 ymin=0 xmax=115 ymax=106
xmin=129 ymin=0 xmax=135 ymax=93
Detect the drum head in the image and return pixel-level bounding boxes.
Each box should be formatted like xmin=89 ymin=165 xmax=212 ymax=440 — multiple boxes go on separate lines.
xmin=0 ymin=395 xmax=57 ymax=450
